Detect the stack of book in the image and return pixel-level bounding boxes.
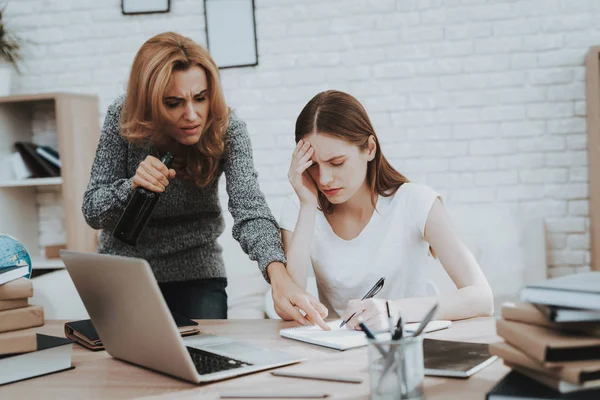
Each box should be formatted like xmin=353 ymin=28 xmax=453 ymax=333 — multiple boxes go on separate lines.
xmin=0 ymin=278 xmax=73 ymax=385
xmin=488 ymin=272 xmax=600 ymax=399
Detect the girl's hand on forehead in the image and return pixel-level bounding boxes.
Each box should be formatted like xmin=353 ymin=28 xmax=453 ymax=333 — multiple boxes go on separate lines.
xmin=288 ymin=139 xmax=319 ymax=206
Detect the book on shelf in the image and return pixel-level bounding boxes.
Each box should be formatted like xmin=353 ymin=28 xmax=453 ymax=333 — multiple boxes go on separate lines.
xmin=520 ymin=272 xmax=600 ymax=311
xmin=0 ymin=334 xmax=74 ymax=386
xmin=14 ymin=141 xmax=60 ymax=178
xmin=501 ymin=303 xmax=600 ymax=337
xmin=0 ymin=299 xmax=28 ymax=312
xmin=0 ymin=261 xmax=30 ymax=286
xmin=0 ymin=331 xmax=37 ymax=356
xmin=496 ymin=319 xmax=600 ymax=366
xmin=35 ymin=145 xmax=61 ymax=168
xmin=0 ymin=278 xmax=33 ymax=300
xmin=0 ymin=305 xmax=44 ymax=333
xmin=10 ymin=152 xmax=32 ymax=180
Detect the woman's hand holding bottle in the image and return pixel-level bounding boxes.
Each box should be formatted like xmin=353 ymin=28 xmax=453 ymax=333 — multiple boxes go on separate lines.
xmin=133 ymin=155 xmax=177 ymax=192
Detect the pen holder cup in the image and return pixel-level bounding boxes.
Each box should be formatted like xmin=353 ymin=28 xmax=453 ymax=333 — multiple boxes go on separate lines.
xmin=367 ymin=336 xmax=424 ymax=400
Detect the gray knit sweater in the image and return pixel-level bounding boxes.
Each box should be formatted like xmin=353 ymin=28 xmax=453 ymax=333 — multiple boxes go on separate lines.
xmin=82 ymin=96 xmax=286 ymax=283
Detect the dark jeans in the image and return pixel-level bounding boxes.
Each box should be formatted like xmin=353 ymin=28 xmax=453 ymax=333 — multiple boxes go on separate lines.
xmin=159 ymin=278 xmax=228 ymax=320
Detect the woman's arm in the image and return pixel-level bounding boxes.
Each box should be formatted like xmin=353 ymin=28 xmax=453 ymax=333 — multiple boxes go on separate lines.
xmin=82 ymin=98 xmax=135 ymax=230
xmin=222 ymin=114 xmax=288 ymax=281
xmin=281 ymin=204 xmax=317 ymax=290
xmin=393 ymin=199 xmax=494 ymax=322
xmin=224 ymin=120 xmax=329 ymax=329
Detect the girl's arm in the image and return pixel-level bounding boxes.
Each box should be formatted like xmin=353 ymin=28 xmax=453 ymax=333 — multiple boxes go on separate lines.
xmin=393 ymin=199 xmax=494 ymax=322
xmin=281 ymin=139 xmax=320 ymax=290
xmin=341 ymin=197 xmax=494 ymax=330
xmin=281 ymin=203 xmax=317 ymax=290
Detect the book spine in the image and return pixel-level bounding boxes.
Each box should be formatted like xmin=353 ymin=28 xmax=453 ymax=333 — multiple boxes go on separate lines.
xmin=0 ymin=305 xmax=44 ymax=333
xmin=0 ymin=278 xmax=34 ymax=300
xmin=0 ymin=299 xmax=28 ymax=312
xmin=0 ymin=331 xmax=38 ymax=355
xmin=501 ymin=304 xmax=552 ymax=327
xmin=489 ymin=342 xmax=584 ymax=385
xmin=495 ymin=320 xmax=547 ymax=363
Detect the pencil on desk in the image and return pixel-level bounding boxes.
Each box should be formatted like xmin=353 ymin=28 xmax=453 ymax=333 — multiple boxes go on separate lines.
xmin=271 ymin=370 xmax=363 ymax=384
xmin=220 ymin=392 xmax=329 ymax=398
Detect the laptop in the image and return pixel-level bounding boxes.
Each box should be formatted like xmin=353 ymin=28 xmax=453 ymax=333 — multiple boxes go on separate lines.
xmin=60 ymin=250 xmax=305 ymax=384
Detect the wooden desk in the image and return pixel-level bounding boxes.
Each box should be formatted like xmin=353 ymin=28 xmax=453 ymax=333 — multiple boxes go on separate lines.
xmin=0 ymin=318 xmax=508 ymax=399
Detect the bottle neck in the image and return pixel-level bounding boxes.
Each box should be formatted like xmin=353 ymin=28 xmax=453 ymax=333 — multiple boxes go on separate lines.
xmin=161 ymin=152 xmax=174 ymax=169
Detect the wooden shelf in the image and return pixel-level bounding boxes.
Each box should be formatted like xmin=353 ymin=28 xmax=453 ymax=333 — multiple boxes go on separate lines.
xmin=585 ymin=47 xmax=600 ymax=271
xmin=0 ymin=177 xmax=62 ymax=188
xmin=0 ymin=92 xmax=100 ymax=266
xmin=0 ymin=92 xmax=97 ymax=104
xmin=31 ymin=257 xmax=65 ymax=270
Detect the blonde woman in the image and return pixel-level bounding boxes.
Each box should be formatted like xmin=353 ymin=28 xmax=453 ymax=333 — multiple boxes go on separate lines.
xmin=281 ymin=90 xmax=494 ymax=330
xmin=83 ymin=32 xmax=328 ymax=325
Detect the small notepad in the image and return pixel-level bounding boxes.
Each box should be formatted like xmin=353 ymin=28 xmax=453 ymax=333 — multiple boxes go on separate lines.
xmin=279 ymin=319 xmax=452 ymax=351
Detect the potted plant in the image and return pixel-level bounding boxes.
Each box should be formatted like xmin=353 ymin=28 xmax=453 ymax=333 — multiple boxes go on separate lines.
xmin=0 ymin=4 xmax=21 ymax=96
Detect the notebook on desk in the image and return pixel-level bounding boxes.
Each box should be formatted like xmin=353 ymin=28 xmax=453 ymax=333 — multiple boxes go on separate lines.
xmin=65 ymin=313 xmax=200 ymax=351
xmin=279 ymin=319 xmax=452 ymax=351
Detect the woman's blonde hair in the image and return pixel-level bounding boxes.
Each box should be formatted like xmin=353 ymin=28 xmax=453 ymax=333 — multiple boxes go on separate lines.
xmin=295 ymin=90 xmax=410 ymax=214
xmin=121 ymin=32 xmax=228 ymax=186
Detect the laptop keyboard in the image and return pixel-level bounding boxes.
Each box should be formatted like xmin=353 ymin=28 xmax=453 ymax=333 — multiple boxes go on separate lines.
xmin=186 ymin=346 xmax=253 ymax=375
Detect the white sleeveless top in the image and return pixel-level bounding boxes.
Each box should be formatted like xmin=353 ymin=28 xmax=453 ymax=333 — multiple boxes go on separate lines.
xmin=279 ymin=183 xmax=440 ymax=318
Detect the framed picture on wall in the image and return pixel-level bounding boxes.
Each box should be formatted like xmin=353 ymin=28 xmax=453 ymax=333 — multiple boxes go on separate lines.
xmin=204 ymin=0 xmax=258 ymax=69
xmin=122 ymin=0 xmax=170 ymax=15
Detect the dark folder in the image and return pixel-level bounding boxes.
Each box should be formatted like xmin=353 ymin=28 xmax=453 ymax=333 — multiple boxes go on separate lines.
xmin=14 ymin=141 xmax=60 ymax=178
xmin=64 ymin=313 xmax=199 ymax=351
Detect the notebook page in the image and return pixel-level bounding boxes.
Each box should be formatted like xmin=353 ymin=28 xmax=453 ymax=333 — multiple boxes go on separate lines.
xmin=280 ymin=320 xmax=452 ymax=350
xmin=280 ymin=320 xmax=390 ymax=350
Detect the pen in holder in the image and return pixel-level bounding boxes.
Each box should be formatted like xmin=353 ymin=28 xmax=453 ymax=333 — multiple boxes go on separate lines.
xmin=367 ymin=336 xmax=424 ymax=400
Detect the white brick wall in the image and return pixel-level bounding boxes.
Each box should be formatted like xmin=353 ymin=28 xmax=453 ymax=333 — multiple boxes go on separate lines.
xmin=7 ymin=0 xmax=599 ymax=277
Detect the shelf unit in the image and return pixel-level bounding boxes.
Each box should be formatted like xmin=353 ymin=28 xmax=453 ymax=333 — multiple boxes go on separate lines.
xmin=0 ymin=93 xmax=100 ymax=270
xmin=586 ymin=48 xmax=600 ymax=271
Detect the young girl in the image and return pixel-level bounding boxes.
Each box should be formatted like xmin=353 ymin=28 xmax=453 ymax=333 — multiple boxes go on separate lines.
xmin=280 ymin=90 xmax=494 ymax=330
xmin=82 ymin=32 xmax=328 ymax=326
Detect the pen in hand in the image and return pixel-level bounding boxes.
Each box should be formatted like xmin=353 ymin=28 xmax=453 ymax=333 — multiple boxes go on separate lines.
xmin=340 ymin=277 xmax=385 ymax=328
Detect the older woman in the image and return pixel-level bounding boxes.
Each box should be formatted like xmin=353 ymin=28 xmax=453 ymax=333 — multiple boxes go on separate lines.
xmin=82 ymin=32 xmax=328 ymax=326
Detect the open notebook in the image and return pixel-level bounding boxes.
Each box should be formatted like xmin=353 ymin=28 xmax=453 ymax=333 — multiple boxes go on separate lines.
xmin=280 ymin=319 xmax=452 ymax=350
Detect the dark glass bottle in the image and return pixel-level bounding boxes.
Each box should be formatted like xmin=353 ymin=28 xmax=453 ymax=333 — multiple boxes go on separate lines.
xmin=112 ymin=152 xmax=174 ymax=246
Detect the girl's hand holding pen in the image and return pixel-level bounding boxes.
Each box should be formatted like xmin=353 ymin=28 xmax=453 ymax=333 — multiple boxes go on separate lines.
xmin=341 ymin=298 xmax=391 ymax=331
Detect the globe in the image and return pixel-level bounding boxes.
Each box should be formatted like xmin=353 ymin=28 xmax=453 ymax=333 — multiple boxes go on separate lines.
xmin=0 ymin=234 xmax=32 ymax=278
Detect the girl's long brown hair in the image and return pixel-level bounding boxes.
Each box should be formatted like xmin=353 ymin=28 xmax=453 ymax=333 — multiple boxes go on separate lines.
xmin=295 ymin=90 xmax=409 ymax=214
xmin=121 ymin=32 xmax=228 ymax=186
